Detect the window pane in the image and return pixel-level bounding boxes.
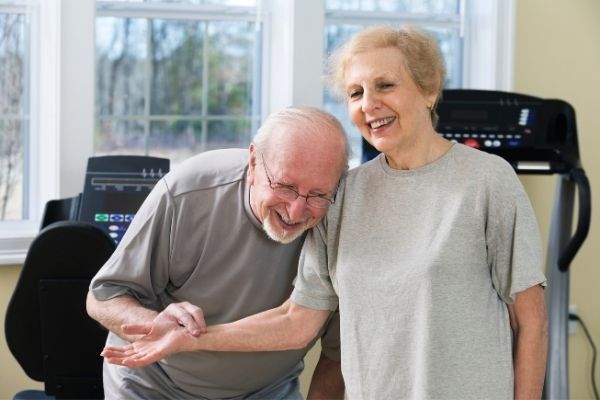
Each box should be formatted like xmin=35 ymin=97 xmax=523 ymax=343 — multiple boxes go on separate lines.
xmin=326 ymin=0 xmax=459 ymax=14
xmin=95 ymin=118 xmax=147 ymax=155
xmin=149 ymin=119 xmax=202 ymax=162
xmin=150 ymin=20 xmax=204 ymax=115
xmin=96 ymin=17 xmax=147 ymax=117
xmin=207 ymin=21 xmax=255 ymax=116
xmin=206 ymin=118 xmax=252 ymax=150
xmin=141 ymin=0 xmax=256 ymax=5
xmin=146 ymin=118 xmax=253 ymax=163
xmin=0 ymin=12 xmax=27 ymax=221
xmin=429 ymin=27 xmax=462 ymax=89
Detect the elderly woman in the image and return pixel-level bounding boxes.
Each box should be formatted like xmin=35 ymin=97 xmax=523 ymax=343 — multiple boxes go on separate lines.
xmin=297 ymin=25 xmax=548 ymax=399
xmin=102 ymin=26 xmax=548 ymax=400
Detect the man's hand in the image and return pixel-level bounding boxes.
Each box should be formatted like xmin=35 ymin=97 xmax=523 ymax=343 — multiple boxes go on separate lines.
xmin=151 ymin=301 xmax=207 ymax=337
xmin=101 ymin=301 xmax=207 ymax=368
xmin=102 ymin=323 xmax=195 ymax=368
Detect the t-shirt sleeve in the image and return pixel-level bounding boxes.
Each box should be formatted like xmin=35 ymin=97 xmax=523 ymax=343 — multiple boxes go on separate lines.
xmin=89 ymin=179 xmax=173 ymax=307
xmin=291 ymin=222 xmax=339 ymax=311
xmin=486 ymin=160 xmax=547 ymax=304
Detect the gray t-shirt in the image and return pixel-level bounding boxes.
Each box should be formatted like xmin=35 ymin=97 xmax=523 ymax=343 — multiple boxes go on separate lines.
xmin=292 ymin=144 xmax=546 ymax=400
xmin=91 ymin=148 xmax=340 ymax=399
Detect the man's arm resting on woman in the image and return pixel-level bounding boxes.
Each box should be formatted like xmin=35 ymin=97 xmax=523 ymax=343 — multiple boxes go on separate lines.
xmin=102 ymin=300 xmax=331 ymax=367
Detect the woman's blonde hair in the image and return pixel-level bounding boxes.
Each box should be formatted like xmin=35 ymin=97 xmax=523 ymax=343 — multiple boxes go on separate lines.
xmin=326 ymin=25 xmax=446 ymax=127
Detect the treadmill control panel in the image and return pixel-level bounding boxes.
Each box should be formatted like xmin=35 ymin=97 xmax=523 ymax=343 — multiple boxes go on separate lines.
xmin=437 ymin=104 xmax=536 ymax=150
xmin=78 ymin=156 xmax=170 ymax=244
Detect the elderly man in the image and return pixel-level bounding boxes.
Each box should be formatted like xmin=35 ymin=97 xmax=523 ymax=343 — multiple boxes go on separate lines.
xmin=87 ymin=106 xmax=349 ymax=399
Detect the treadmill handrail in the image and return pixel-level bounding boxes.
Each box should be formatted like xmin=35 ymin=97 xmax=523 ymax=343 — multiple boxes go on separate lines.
xmin=558 ymin=168 xmax=591 ymax=271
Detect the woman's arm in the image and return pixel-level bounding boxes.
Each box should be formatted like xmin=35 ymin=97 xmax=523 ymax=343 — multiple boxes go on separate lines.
xmin=307 ymin=353 xmax=345 ymax=400
xmin=507 ymin=284 xmax=548 ymax=400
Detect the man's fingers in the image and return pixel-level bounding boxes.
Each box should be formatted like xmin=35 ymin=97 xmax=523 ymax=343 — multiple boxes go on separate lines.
xmin=180 ymin=304 xmax=207 ymax=335
xmin=102 ymin=345 xmax=159 ymax=368
xmin=189 ymin=309 xmax=207 ymax=334
xmin=122 ymin=355 xmax=152 ymax=368
xmin=102 ymin=345 xmax=138 ymax=366
xmin=123 ymin=323 xmax=152 ymax=335
xmin=168 ymin=302 xmax=207 ymax=336
xmin=104 ymin=356 xmax=127 ymax=365
xmin=101 ymin=345 xmax=131 ymax=356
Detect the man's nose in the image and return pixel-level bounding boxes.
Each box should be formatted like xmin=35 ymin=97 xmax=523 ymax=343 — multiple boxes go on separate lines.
xmin=287 ymin=195 xmax=309 ymax=221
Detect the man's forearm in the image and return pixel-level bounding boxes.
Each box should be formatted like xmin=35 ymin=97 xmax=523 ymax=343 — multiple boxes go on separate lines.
xmin=86 ymin=291 xmax=157 ymax=341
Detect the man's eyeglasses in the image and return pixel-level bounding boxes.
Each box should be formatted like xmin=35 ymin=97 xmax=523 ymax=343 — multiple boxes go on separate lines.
xmin=258 ymin=151 xmax=336 ymax=209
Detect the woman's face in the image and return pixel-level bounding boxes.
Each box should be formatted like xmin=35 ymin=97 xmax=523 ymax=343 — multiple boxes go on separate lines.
xmin=344 ymin=47 xmax=437 ymax=157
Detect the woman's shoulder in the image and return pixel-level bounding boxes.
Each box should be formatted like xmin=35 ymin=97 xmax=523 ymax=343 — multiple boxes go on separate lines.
xmin=451 ymin=144 xmax=525 ymax=197
xmin=346 ymin=153 xmax=383 ymax=179
xmin=452 ymin=143 xmax=515 ymax=174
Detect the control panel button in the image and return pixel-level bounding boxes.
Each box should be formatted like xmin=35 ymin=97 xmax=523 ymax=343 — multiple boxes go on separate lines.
xmin=464 ymin=138 xmax=481 ymax=149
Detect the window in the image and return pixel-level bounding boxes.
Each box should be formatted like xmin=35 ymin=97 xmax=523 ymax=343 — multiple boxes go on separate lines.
xmin=95 ymin=0 xmax=261 ymax=164
xmin=0 ymin=1 xmax=29 ymax=222
xmin=1 ymin=0 xmax=514 ymax=263
xmin=0 ymin=0 xmax=62 ymax=264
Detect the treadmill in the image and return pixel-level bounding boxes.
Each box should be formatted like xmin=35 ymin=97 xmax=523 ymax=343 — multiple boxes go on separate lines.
xmin=363 ymin=89 xmax=591 ymax=399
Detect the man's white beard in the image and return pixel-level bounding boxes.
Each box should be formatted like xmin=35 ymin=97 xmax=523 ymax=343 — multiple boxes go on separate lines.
xmin=262 ymin=210 xmax=306 ymax=244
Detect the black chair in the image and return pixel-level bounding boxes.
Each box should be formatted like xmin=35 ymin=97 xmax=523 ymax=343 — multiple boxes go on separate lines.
xmin=5 ymin=221 xmax=116 ymax=399
xmin=39 ymin=196 xmax=81 ymax=230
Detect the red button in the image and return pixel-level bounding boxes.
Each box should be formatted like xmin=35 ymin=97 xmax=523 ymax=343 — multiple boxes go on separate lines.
xmin=464 ymin=138 xmax=480 ymax=149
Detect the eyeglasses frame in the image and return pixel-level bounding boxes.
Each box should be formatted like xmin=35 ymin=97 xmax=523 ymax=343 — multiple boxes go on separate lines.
xmin=257 ymin=150 xmax=336 ymax=209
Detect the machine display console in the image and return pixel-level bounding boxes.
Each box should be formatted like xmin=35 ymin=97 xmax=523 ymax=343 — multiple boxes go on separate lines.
xmin=78 ymin=155 xmax=170 ymax=244
xmin=436 ymin=93 xmax=537 ymax=150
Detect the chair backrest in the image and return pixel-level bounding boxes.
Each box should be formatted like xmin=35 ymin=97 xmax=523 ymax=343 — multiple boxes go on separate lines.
xmin=39 ymin=195 xmax=81 ymax=230
xmin=5 ymin=221 xmax=116 ymax=399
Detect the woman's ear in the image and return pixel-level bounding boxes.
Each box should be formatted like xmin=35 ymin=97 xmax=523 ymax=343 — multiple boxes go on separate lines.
xmin=426 ymin=92 xmax=438 ymax=111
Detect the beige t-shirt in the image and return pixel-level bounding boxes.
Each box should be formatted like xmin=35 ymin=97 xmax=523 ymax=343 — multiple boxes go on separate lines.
xmin=292 ymin=144 xmax=546 ymax=399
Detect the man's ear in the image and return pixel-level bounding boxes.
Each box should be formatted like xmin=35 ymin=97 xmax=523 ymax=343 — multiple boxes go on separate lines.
xmin=247 ymin=143 xmax=257 ymax=185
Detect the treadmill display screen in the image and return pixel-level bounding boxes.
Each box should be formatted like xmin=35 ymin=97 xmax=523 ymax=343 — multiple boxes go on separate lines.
xmin=78 ymin=156 xmax=169 ymax=244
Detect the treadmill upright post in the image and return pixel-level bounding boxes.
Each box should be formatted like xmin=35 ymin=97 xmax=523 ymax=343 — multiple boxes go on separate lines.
xmin=544 ymin=175 xmax=575 ymax=400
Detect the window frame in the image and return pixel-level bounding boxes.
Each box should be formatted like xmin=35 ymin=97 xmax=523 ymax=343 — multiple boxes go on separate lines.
xmin=0 ymin=0 xmax=91 ymax=265
xmin=0 ymin=0 xmax=515 ymax=264
xmin=0 ymin=0 xmax=41 ymax=264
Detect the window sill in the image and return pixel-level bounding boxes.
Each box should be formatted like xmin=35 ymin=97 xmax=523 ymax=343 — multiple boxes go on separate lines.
xmin=0 ymin=231 xmax=35 ymax=266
